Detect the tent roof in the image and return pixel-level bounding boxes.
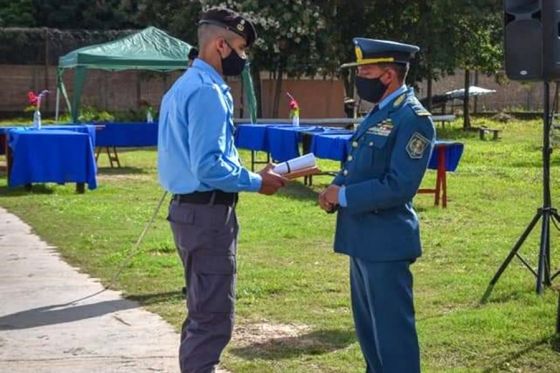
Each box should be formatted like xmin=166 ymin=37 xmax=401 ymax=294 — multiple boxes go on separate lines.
xmin=58 ymin=26 xmax=192 ymax=71
xmin=445 ymin=86 xmax=497 ymax=99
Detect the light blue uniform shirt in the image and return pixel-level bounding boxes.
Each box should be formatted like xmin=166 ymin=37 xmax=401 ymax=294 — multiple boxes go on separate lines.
xmin=158 ymin=59 xmax=262 ymax=194
xmin=338 ymin=85 xmax=407 ymax=206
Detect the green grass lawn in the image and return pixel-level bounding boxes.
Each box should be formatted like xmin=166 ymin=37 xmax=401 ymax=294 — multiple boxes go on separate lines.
xmin=1 ymin=119 xmax=559 ymax=372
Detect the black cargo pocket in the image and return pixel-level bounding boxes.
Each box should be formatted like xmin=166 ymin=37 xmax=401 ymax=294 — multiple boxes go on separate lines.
xmin=188 ymin=255 xmax=236 ymax=313
xmin=195 ymin=255 xmax=236 ymax=274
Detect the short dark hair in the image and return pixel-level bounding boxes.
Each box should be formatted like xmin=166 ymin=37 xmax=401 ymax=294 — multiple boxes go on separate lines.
xmin=188 ymin=48 xmax=199 ymax=61
xmin=378 ymin=62 xmax=409 ymax=82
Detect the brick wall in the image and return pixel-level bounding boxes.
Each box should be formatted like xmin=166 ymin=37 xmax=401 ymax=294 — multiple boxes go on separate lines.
xmin=0 ymin=64 xmax=346 ymax=120
xmin=1 ymin=64 xmax=551 ymax=120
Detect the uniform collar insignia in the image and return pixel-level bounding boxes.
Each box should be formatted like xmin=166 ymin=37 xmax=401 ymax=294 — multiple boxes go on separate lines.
xmin=393 ymin=94 xmax=406 ymax=107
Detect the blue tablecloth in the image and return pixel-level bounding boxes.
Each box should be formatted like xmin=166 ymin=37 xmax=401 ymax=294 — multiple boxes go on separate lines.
xmin=235 ymin=124 xmax=346 ymax=162
xmin=428 ymin=141 xmax=464 ymax=171
xmin=95 ymin=122 xmax=158 ymax=147
xmin=266 ymin=126 xmax=307 ymax=162
xmin=309 ymin=135 xmax=464 ymax=171
xmin=8 ymin=129 xmax=97 ymax=189
xmin=0 ymin=124 xmax=96 ymax=155
xmin=311 ymin=132 xmax=353 ymax=161
xmin=234 ymin=124 xmax=271 ymax=152
xmin=233 ymin=123 xmax=464 ymax=171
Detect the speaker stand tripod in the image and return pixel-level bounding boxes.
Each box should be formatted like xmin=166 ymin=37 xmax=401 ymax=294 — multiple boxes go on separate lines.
xmin=482 ymin=81 xmax=560 ymax=302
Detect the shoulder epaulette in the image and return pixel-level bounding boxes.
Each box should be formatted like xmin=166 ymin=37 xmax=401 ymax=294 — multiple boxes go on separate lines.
xmin=393 ymin=94 xmax=406 ymax=108
xmin=413 ymin=106 xmax=431 ymax=116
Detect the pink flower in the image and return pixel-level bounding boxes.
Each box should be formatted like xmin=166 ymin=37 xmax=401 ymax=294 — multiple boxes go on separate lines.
xmin=27 ymin=91 xmax=38 ymax=106
xmin=286 ymin=92 xmax=299 ymax=110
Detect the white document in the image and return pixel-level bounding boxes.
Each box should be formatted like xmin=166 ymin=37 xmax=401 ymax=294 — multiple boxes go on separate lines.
xmin=273 ymin=153 xmax=316 ymax=175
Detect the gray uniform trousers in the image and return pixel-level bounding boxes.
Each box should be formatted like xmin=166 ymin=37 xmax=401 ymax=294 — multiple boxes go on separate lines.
xmin=168 ymin=199 xmax=238 ymax=373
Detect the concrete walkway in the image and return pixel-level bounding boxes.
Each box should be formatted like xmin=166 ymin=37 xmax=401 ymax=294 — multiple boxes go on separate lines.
xmin=0 ymin=207 xmax=181 ymax=372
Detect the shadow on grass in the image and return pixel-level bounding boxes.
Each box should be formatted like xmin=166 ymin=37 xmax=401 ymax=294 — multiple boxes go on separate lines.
xmin=126 ymin=290 xmax=184 ymax=305
xmin=277 ymin=181 xmax=318 ymax=202
xmin=97 ymin=166 xmax=148 ymax=175
xmin=0 ymin=183 xmax=54 ymax=197
xmin=0 ymin=299 xmax=137 ymax=330
xmin=417 ymin=303 xmax=480 ymax=322
xmin=230 ymin=329 xmax=355 ymax=360
xmin=482 ymin=336 xmax=554 ymax=372
xmin=552 ymin=334 xmax=560 ymax=353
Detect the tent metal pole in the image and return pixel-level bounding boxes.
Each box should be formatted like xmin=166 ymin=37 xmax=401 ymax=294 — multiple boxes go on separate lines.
xmin=55 ymin=87 xmax=60 ymax=123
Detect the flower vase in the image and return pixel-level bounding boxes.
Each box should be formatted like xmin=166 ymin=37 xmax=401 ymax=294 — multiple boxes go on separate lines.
xmin=292 ymin=115 xmax=300 ymax=127
xmin=33 ymin=109 xmax=42 ymax=130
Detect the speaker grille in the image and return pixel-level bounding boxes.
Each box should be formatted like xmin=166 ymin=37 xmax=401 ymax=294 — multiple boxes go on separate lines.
xmin=505 ymin=20 xmax=543 ymax=80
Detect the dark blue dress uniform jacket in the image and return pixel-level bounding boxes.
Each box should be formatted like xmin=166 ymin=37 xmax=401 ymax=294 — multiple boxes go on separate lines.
xmin=333 ymin=88 xmax=435 ymax=262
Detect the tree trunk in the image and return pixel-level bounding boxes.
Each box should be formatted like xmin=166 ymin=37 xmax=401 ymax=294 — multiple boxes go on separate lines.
xmin=272 ymin=63 xmax=284 ymax=118
xmin=463 ymin=69 xmax=471 ymax=130
xmin=251 ymin=65 xmax=263 ymax=118
xmin=136 ymin=72 xmax=141 ymax=109
xmin=473 ymin=70 xmax=479 ymax=114
xmin=44 ymin=28 xmax=50 ymax=112
xmin=426 ymin=55 xmax=433 ymax=111
xmin=427 ymin=73 xmax=433 ymax=112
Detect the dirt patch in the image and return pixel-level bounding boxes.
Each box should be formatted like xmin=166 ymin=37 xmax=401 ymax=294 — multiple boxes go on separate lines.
xmin=232 ymin=321 xmax=312 ymax=348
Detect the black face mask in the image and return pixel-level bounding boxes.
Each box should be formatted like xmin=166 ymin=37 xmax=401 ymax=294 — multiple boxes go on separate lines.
xmin=221 ymin=42 xmax=247 ymax=76
xmin=355 ymin=75 xmax=388 ymax=103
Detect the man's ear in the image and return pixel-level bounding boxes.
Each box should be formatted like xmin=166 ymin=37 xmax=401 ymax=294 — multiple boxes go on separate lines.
xmin=383 ymin=68 xmax=397 ymax=85
xmin=216 ymin=37 xmax=228 ymax=57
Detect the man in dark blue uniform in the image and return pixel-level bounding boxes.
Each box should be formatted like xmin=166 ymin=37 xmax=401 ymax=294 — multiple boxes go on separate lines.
xmin=319 ymin=38 xmax=435 ymax=372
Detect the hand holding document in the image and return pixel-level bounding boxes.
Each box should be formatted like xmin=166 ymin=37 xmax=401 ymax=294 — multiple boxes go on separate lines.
xmin=273 ymin=153 xmax=320 ymax=180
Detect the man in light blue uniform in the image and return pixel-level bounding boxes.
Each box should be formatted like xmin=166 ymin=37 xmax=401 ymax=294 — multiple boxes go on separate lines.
xmin=158 ymin=8 xmax=286 ymax=373
xmin=320 ymin=38 xmax=435 ymax=372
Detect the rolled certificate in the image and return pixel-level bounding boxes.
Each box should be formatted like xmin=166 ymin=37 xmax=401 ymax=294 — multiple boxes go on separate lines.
xmin=273 ymin=153 xmax=316 ymax=175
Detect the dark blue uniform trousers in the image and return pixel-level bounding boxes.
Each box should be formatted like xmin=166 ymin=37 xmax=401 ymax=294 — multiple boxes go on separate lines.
xmin=350 ymin=257 xmax=420 ymax=373
xmin=168 ymin=200 xmax=238 ymax=373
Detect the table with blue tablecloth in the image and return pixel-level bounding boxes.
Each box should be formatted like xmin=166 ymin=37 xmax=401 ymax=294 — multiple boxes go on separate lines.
xmin=235 ymin=124 xmax=352 ymax=162
xmin=307 ymin=133 xmax=464 ymax=207
xmin=310 ymin=131 xmax=353 ymax=161
xmin=418 ymin=141 xmax=464 ymax=207
xmin=234 ymin=123 xmax=464 ymax=207
xmin=95 ymin=122 xmax=158 ymax=147
xmin=94 ymin=122 xmax=158 ymax=167
xmin=0 ymin=124 xmax=96 ymax=155
xmin=7 ymin=129 xmax=97 ymax=192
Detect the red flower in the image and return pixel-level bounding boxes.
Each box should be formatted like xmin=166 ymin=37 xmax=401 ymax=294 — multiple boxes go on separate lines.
xmin=27 ymin=91 xmax=38 ymax=106
xmin=286 ymin=92 xmax=299 ymax=110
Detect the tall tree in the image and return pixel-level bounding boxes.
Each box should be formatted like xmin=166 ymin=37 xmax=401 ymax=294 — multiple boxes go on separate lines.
xmin=0 ymin=0 xmax=35 ymax=27
xmin=453 ymin=0 xmax=502 ymax=129
xmin=189 ymin=0 xmax=328 ymax=117
xmin=32 ymin=0 xmax=139 ymax=29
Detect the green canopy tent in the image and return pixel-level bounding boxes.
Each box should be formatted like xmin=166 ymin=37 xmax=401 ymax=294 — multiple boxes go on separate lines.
xmin=56 ymin=26 xmax=257 ymax=123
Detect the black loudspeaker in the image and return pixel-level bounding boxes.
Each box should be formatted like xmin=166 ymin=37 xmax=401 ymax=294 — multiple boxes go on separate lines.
xmin=505 ymin=0 xmax=560 ymax=81
xmin=543 ymin=0 xmax=560 ymax=80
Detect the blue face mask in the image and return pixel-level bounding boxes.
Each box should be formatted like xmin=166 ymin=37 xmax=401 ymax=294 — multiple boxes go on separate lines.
xmin=355 ymin=75 xmax=388 ymax=103
xmin=221 ymin=41 xmax=247 ymax=76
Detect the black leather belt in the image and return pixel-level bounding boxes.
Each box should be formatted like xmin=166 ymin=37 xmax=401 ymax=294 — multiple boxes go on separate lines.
xmin=172 ymin=191 xmax=238 ymax=206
